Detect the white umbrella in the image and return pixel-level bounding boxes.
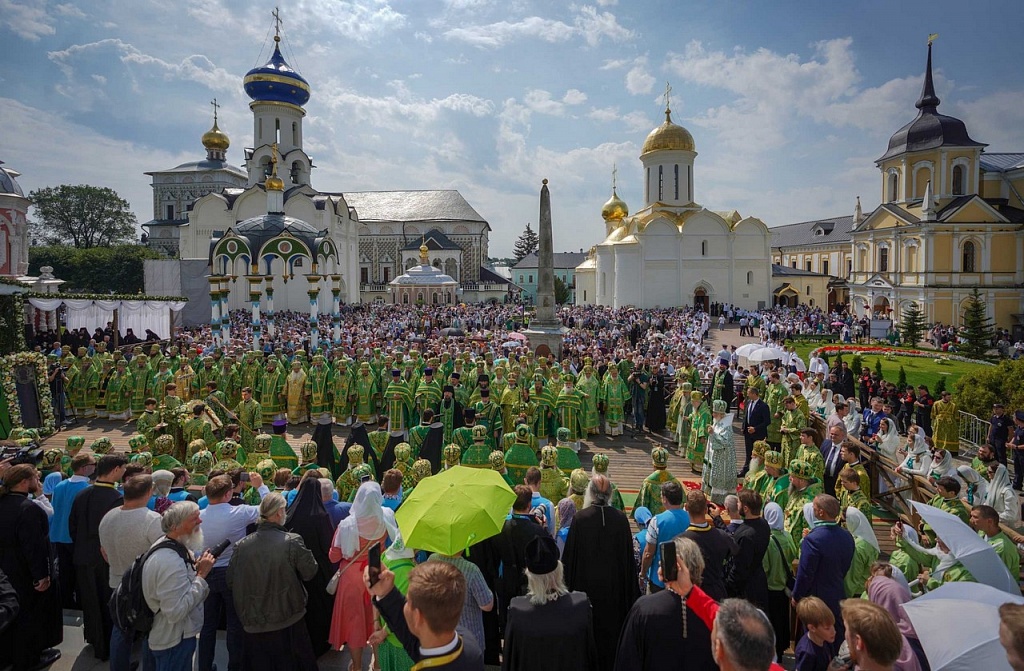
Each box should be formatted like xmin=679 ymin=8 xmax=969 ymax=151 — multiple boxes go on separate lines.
xmin=734 ymin=343 xmax=761 ymax=358
xmin=747 ymin=347 xmax=785 ymax=362
xmin=903 ymin=582 xmax=1024 ymax=671
xmin=912 ymin=501 xmax=1020 ymax=595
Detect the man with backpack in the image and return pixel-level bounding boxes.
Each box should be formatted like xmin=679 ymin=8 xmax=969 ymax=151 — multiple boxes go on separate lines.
xmin=141 ymin=501 xmax=215 ymax=670
xmin=99 ymin=474 xmax=163 ymax=671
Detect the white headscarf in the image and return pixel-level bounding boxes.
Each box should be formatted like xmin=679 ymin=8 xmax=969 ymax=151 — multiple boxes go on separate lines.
xmin=819 ymin=388 xmax=835 ymax=418
xmin=846 ymin=506 xmax=880 ymax=552
xmin=764 ymin=502 xmax=785 ymax=531
xmin=985 ymin=464 xmax=1013 ymax=508
xmin=957 ymin=465 xmax=989 ymax=503
xmin=928 ymin=450 xmax=957 ymax=482
xmin=802 ymin=502 xmax=819 ymax=529
xmin=909 ymin=431 xmax=929 ymax=456
xmin=876 ymin=418 xmax=900 ymax=461
xmin=333 ymin=481 xmax=387 ymax=558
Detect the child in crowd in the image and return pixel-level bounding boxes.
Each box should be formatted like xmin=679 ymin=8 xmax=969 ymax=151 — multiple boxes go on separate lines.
xmin=794 ymin=596 xmax=837 ymax=671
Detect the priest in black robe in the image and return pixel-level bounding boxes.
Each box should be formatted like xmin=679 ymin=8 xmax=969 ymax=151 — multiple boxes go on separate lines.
xmin=502 ymin=536 xmax=596 ymax=671
xmin=338 ymin=422 xmax=377 ymax=476
xmin=377 ymin=429 xmax=405 ymax=481
xmin=466 ymin=535 xmax=502 ymax=665
xmin=562 ymin=474 xmax=640 ymax=671
xmin=419 ymin=421 xmax=445 ymax=474
xmin=312 ymin=415 xmax=339 ymax=479
xmin=0 ymin=465 xmax=62 ymax=670
xmin=645 ymin=369 xmax=667 ymax=433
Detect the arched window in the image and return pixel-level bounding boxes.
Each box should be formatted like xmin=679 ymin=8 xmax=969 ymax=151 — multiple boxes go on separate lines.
xmin=645 ymin=168 xmax=650 ymax=202
xmin=806 ymin=285 xmax=812 ymax=295
xmin=746 ymin=271 xmax=753 ymax=285
xmin=952 ymin=165 xmax=965 ymax=195
xmin=674 ymin=165 xmax=679 ymax=200
xmin=292 ymin=122 xmax=298 ymax=146
xmin=402 ymin=293 xmax=409 ymax=305
xmin=879 ymin=247 xmax=889 ymax=272
xmin=888 ymin=171 xmax=900 ymax=203
xmin=658 ymin=166 xmax=664 ymax=201
xmin=962 ymin=241 xmax=976 ymax=273
xmin=701 ymin=240 xmax=708 ymax=256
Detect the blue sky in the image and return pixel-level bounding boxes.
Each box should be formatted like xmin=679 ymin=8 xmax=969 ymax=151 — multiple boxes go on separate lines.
xmin=2 ymin=0 xmax=1022 ymax=257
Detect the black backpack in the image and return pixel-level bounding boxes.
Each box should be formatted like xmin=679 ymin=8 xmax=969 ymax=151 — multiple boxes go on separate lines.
xmin=109 ymin=539 xmax=193 ymax=633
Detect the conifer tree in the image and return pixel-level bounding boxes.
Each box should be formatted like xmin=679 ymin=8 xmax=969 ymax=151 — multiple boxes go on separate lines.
xmin=960 ymin=288 xmax=995 ymax=360
xmin=512 ymin=222 xmax=539 ymax=263
xmin=898 ymin=302 xmax=927 ymax=348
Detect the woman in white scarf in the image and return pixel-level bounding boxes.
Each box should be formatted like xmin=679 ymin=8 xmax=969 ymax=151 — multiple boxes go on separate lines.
xmin=804 ymin=380 xmax=822 ymax=413
xmin=927 ymin=449 xmax=960 ymax=485
xmin=984 ymin=463 xmax=1020 ymax=526
xmin=844 ymin=397 xmax=862 ymax=437
xmin=872 ymin=417 xmax=901 ymax=462
xmin=328 ymin=482 xmax=392 ymax=669
xmin=895 ymin=429 xmax=932 ymax=478
xmin=845 ymin=506 xmax=881 ymax=597
xmin=817 ymin=388 xmax=835 ymax=419
xmin=957 ymin=464 xmax=988 ymax=506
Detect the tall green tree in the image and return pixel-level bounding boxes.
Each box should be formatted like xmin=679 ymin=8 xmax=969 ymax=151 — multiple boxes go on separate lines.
xmin=28 ymin=185 xmax=138 ymax=248
xmin=553 ymin=276 xmax=572 ymax=305
xmin=898 ymin=302 xmax=927 ymax=347
xmin=959 ymin=288 xmax=995 ymax=360
xmin=512 ymin=222 xmax=539 ymax=263
xmin=30 ymin=245 xmax=161 ymax=294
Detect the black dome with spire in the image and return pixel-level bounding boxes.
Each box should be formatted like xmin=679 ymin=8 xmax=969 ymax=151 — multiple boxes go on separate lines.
xmin=876 ymin=42 xmax=985 ymax=163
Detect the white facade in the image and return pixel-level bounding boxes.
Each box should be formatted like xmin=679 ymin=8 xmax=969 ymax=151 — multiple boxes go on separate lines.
xmin=576 ymin=105 xmax=772 ymax=310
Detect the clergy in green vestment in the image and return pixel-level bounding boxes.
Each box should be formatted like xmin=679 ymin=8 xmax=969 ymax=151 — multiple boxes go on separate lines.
xmin=555 ymin=375 xmax=588 ymax=445
xmin=590 ymin=453 xmax=624 ymax=511
xmin=305 ymin=355 xmax=332 ymax=420
xmin=554 ymin=427 xmax=582 ymax=476
xmin=779 ymin=396 xmax=807 ymax=467
xmin=504 ymin=424 xmax=539 ymax=486
xmin=575 ymin=365 xmax=601 ymax=436
xmin=793 ymin=429 xmax=826 ymax=484
xmin=782 ymin=460 xmax=823 ymax=547
xmin=181 ymin=403 xmax=216 ymax=454
xmin=414 ymin=368 xmax=442 ymax=415
xmin=763 ymin=450 xmax=791 ymax=510
xmin=686 ymin=392 xmax=711 ymax=474
xmin=636 ymin=447 xmax=681 ymax=517
xmin=837 ymin=468 xmax=873 ymax=524
xmin=452 ymin=408 xmax=477 ymax=453
xmin=259 ymin=359 xmax=287 ymax=424
xmin=461 ymin=425 xmax=492 ymax=468
xmin=742 ymin=440 xmax=774 ymax=502
xmin=354 ymin=362 xmax=379 ymax=423
xmin=970 ymin=504 xmax=1021 ymax=577
xmin=130 ymin=355 xmax=152 ymax=418
xmin=384 ymin=369 xmax=413 ymax=435
xmin=268 ymin=419 xmax=298 ymax=471
xmin=231 ymin=387 xmax=263 ymax=456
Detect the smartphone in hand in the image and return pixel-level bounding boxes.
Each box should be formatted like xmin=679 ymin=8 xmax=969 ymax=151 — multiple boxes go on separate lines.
xmin=368 ymin=544 xmax=382 ymax=586
xmin=660 ymin=541 xmax=678 ymax=582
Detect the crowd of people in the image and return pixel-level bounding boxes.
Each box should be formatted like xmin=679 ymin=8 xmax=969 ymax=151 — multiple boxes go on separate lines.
xmin=3 ymin=301 xmax=1024 ymax=671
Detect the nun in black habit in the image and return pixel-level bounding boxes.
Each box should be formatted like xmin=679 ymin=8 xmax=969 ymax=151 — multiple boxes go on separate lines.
xmin=419 ymin=420 xmax=445 ymax=474
xmin=284 ymin=478 xmax=337 ymax=658
xmin=312 ymin=415 xmax=339 ymax=480
xmin=338 ymin=422 xmax=378 ymax=477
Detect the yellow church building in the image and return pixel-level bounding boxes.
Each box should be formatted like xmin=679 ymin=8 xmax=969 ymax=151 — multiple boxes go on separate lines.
xmin=772 ymin=42 xmax=1024 ymax=337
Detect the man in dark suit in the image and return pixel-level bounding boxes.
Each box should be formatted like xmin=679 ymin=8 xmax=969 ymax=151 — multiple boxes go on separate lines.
xmin=820 ymin=423 xmax=847 ymax=497
xmin=791 ymin=495 xmax=854 ymax=641
xmin=740 ymin=387 xmax=771 ymax=477
xmin=724 ymin=489 xmax=770 ymax=609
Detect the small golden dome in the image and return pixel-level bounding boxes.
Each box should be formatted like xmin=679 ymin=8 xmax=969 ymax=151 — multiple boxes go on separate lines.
xmin=601 ymin=188 xmax=629 ymax=222
xmin=202 ymin=121 xmax=230 ymax=152
xmin=641 ymin=108 xmax=695 ymax=155
xmin=265 ymin=174 xmax=285 ymax=191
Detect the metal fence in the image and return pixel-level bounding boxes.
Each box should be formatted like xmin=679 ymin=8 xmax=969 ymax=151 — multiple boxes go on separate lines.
xmin=957 ymin=410 xmax=990 ymax=460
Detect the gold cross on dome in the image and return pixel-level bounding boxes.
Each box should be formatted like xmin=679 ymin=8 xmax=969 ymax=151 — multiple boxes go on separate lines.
xmin=612 ymin=164 xmax=618 ymax=190
xmin=272 ymin=7 xmax=282 ymax=38
xmin=663 ymin=82 xmax=672 ymax=110
xmin=210 ymin=98 xmax=220 ymax=124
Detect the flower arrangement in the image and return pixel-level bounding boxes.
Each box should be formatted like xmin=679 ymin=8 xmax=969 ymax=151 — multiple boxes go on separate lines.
xmin=810 ymin=344 xmax=992 ymax=367
xmin=0 ymin=351 xmax=56 ymax=436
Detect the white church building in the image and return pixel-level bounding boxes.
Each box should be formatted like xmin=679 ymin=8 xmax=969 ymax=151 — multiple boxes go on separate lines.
xmin=575 ymin=98 xmax=772 ymax=310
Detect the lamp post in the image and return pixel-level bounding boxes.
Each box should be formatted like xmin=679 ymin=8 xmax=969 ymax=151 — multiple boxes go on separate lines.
xmin=330 ymin=274 xmax=342 ymax=345
xmin=208 ymin=275 xmax=222 ymax=346
xmin=306 ymin=273 xmax=321 ymax=351
xmin=265 ymin=278 xmax=275 ymax=339
xmin=219 ymin=276 xmax=231 ymax=345
xmin=247 ymin=270 xmax=264 ymax=352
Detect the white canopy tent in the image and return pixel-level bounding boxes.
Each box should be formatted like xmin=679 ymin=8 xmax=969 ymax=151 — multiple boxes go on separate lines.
xmin=27 ymin=297 xmax=187 ymax=342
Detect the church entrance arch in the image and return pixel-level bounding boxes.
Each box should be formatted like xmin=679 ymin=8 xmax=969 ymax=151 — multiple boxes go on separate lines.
xmin=534 ymin=343 xmax=552 ymax=359
xmin=693 ymin=287 xmax=709 ymax=312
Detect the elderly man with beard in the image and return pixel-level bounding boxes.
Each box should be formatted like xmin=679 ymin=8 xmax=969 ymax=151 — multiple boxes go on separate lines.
xmin=562 ymin=475 xmax=641 ymax=671
xmin=142 ymin=501 xmax=216 ymax=671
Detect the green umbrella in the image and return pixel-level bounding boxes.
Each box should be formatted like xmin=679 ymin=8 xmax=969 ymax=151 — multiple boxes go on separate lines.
xmin=396 ymin=465 xmax=516 ymax=555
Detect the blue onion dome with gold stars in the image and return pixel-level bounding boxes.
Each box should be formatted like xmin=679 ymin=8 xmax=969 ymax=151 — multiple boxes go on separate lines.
xmin=243 ymin=36 xmax=310 ymax=108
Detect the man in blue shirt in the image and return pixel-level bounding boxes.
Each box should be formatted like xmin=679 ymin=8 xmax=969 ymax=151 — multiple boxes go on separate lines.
xmin=320 ymin=478 xmax=350 ymax=528
xmin=50 ymin=452 xmax=95 ymax=608
xmin=860 ymin=396 xmax=887 ymax=440
xmin=524 ymin=466 xmax=555 ymax=536
xmin=638 ymin=481 xmax=690 ymax=592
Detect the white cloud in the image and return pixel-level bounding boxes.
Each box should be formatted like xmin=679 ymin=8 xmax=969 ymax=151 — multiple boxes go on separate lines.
xmin=626 ymin=62 xmax=655 ymax=95
xmin=562 ymin=89 xmax=588 ymax=105
xmin=596 ymin=0 xmax=618 ymax=5
xmin=622 ymin=111 xmax=653 ymax=132
xmin=291 ymin=0 xmax=406 ymax=41
xmin=48 ymin=39 xmax=238 ymax=96
xmin=444 ymin=5 xmax=634 ymax=49
xmin=588 ymin=106 xmax=620 ymax=122
xmin=54 ymin=3 xmax=85 ymax=18
xmin=524 ymin=89 xmax=567 ymax=116
xmin=600 ymin=58 xmax=631 ymax=71
xmin=1 ymin=0 xmax=56 ymax=41
xmin=91 ymin=74 xmax=107 ymax=85
xmin=954 ymin=90 xmax=1024 ymax=150
xmin=317 ymin=82 xmax=494 ymax=135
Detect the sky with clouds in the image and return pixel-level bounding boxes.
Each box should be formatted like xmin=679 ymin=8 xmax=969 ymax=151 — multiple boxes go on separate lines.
xmin=2 ymin=0 xmax=1023 ymax=258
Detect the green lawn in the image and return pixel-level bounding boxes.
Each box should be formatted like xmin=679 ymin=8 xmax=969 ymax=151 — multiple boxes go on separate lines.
xmin=786 ymin=343 xmax=988 ymax=393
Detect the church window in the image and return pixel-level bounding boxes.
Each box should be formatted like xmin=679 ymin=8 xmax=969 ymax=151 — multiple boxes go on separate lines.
xmin=166 ymin=205 xmax=174 ymax=220
xmin=806 ymin=260 xmax=812 ymax=272
xmin=403 ymin=293 xmax=409 ymax=305
xmin=294 ymin=258 xmax=304 ymax=268
xmin=383 ymin=266 xmax=391 ymax=282
xmin=962 ymin=241 xmax=976 ymax=272
xmin=674 ymin=165 xmax=679 ymax=200
xmin=292 ymin=122 xmax=298 ymax=147
xmin=291 ymin=162 xmax=301 ymax=184
xmin=746 ymin=271 xmax=752 ymax=285
xmin=806 ymin=286 xmax=811 ymax=295
xmin=360 ymin=267 xmax=369 ymax=284
xmin=701 ymin=240 xmax=707 ymax=256
xmin=888 ymin=171 xmax=900 ymax=202
xmin=528 ymin=274 xmax=534 ymax=283
xmin=822 ymin=259 xmax=829 ymax=276
xmin=847 ymin=259 xmax=853 ymax=276
xmin=791 ymin=260 xmax=797 ymax=269
xmin=432 ymin=292 xmax=438 ymax=305
xmin=879 ymin=247 xmax=889 ymax=272
xmin=275 ymin=118 xmax=280 ymax=137
xmin=658 ymin=166 xmax=664 ymax=201
xmin=645 ymin=168 xmax=650 ymax=202
xmin=519 ymin=275 xmax=524 ymax=283
xmin=688 ymin=166 xmax=693 ymax=202
xmin=952 ymin=165 xmax=965 ymax=195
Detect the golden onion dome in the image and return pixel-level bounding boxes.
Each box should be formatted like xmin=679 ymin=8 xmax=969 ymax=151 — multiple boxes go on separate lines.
xmin=601 ymin=188 xmax=629 ymax=222
xmin=265 ymin=174 xmax=285 ymax=191
xmin=201 ymin=121 xmax=230 ymax=152
xmin=641 ymin=107 xmax=695 ymax=155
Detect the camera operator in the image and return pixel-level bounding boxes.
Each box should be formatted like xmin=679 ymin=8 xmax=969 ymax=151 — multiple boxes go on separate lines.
xmin=47 ymin=354 xmax=69 ymax=427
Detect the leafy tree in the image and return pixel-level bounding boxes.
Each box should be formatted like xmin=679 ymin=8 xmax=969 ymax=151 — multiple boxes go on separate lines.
xmin=959 ymin=288 xmax=995 ymax=360
xmin=554 ymin=276 xmax=572 ymax=305
xmin=954 ymin=358 xmax=1024 ymax=418
xmin=898 ymin=302 xmax=927 ymax=348
xmin=28 ymin=185 xmax=138 ymax=248
xmin=29 ymin=245 xmax=161 ymax=294
xmin=933 ymin=375 xmax=947 ymax=397
xmin=512 ymin=222 xmax=539 ymax=263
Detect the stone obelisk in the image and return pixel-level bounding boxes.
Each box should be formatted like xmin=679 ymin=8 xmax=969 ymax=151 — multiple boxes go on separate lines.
xmin=524 ymin=179 xmax=566 ymax=358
